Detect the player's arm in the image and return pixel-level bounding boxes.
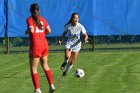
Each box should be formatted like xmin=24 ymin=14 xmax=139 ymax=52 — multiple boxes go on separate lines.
xmin=44 ymin=19 xmax=51 ymax=35
xmin=58 ymin=26 xmax=68 ymax=45
xmin=25 ymin=26 xmax=34 ymax=35
xmin=81 ymin=25 xmax=88 ymax=43
xmin=84 ymin=32 xmax=88 ymax=43
xmin=25 ymin=18 xmax=34 ymax=35
xmin=45 ymin=26 xmax=51 ymax=35
xmin=58 ymin=31 xmax=67 ymax=45
xmin=61 ymin=31 xmax=67 ymax=39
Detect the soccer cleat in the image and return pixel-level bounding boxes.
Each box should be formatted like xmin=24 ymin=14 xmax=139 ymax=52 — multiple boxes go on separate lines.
xmin=49 ymin=84 xmax=55 ymax=93
xmin=34 ymin=89 xmax=42 ymax=93
xmin=60 ymin=62 xmax=67 ymax=70
xmin=62 ymin=71 xmax=67 ymax=76
xmin=34 ymin=91 xmax=41 ymax=93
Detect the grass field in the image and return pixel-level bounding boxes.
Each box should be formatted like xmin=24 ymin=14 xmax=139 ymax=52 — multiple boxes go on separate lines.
xmin=0 ymin=51 xmax=140 ymax=93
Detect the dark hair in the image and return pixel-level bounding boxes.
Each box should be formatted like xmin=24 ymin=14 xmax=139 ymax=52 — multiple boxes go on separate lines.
xmin=64 ymin=13 xmax=79 ymax=27
xmin=30 ymin=3 xmax=42 ymax=30
xmin=30 ymin=3 xmax=39 ymax=13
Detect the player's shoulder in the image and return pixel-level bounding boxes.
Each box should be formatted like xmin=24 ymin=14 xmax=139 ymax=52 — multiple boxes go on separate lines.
xmin=39 ymin=16 xmax=46 ymax=21
xmin=65 ymin=24 xmax=71 ymax=29
xmin=77 ymin=23 xmax=84 ymax=27
xmin=77 ymin=23 xmax=86 ymax=31
xmin=27 ymin=16 xmax=32 ymax=21
xmin=66 ymin=23 xmax=71 ymax=26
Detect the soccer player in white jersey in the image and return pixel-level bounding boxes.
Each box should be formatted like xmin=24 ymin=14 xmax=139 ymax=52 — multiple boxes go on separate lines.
xmin=58 ymin=13 xmax=88 ymax=76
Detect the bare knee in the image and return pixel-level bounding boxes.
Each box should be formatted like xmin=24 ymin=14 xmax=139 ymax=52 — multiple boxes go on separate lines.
xmin=40 ymin=59 xmax=50 ymax=71
xmin=31 ymin=66 xmax=38 ymax=73
xmin=30 ymin=58 xmax=40 ymax=74
xmin=42 ymin=63 xmax=50 ymax=70
xmin=69 ymin=59 xmax=75 ymax=65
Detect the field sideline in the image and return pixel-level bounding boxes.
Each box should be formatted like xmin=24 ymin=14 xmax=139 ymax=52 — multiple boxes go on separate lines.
xmin=0 ymin=51 xmax=140 ymax=93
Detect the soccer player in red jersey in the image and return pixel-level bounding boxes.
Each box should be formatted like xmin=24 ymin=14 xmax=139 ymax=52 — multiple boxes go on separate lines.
xmin=25 ymin=4 xmax=55 ymax=93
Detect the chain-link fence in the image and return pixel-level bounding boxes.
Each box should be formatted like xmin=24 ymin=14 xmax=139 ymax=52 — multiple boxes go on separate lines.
xmin=94 ymin=35 xmax=140 ymax=51
xmin=0 ymin=35 xmax=140 ymax=54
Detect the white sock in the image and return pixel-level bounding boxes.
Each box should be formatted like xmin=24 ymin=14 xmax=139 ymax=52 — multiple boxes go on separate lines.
xmin=64 ymin=63 xmax=73 ymax=73
xmin=50 ymin=84 xmax=55 ymax=90
xmin=64 ymin=59 xmax=69 ymax=63
xmin=35 ymin=88 xmax=41 ymax=92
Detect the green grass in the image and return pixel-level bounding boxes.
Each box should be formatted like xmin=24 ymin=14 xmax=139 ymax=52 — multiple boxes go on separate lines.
xmin=0 ymin=51 xmax=140 ymax=93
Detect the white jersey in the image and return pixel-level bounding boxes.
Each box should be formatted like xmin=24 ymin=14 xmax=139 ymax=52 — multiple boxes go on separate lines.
xmin=64 ymin=23 xmax=86 ymax=52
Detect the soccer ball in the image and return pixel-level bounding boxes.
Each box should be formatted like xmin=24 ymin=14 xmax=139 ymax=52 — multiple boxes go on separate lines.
xmin=75 ymin=68 xmax=85 ymax=78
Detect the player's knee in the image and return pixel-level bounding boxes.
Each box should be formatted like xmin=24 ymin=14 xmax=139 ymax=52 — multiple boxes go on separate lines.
xmin=43 ymin=65 xmax=50 ymax=71
xmin=69 ymin=59 xmax=75 ymax=65
xmin=31 ymin=66 xmax=38 ymax=73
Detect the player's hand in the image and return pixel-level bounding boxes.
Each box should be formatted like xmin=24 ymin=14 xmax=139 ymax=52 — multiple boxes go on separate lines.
xmin=57 ymin=40 xmax=62 ymax=45
xmin=84 ymin=39 xmax=88 ymax=43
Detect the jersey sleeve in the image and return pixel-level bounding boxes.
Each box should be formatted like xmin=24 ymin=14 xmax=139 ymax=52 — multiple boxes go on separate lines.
xmin=81 ymin=25 xmax=86 ymax=34
xmin=26 ymin=18 xmax=34 ymax=27
xmin=43 ymin=18 xmax=50 ymax=35
xmin=43 ymin=18 xmax=49 ymax=28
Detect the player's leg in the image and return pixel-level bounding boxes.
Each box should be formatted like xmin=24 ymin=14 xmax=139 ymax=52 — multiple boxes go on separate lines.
xmin=60 ymin=48 xmax=71 ymax=70
xmin=63 ymin=52 xmax=79 ymax=76
xmin=29 ymin=56 xmax=41 ymax=93
xmin=40 ymin=55 xmax=55 ymax=93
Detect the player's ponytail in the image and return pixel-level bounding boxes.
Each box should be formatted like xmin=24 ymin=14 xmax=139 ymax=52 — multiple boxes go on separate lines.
xmin=64 ymin=13 xmax=79 ymax=27
xmin=64 ymin=19 xmax=72 ymax=27
xmin=30 ymin=3 xmax=43 ymax=30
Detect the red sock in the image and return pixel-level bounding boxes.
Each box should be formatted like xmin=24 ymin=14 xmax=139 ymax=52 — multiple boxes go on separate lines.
xmin=45 ymin=70 xmax=53 ymax=85
xmin=31 ymin=73 xmax=40 ymax=89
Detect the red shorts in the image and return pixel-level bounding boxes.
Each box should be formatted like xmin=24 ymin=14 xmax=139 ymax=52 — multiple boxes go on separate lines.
xmin=29 ymin=47 xmax=48 ymax=57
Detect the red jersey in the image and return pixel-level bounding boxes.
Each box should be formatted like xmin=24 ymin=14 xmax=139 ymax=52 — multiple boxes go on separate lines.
xmin=27 ymin=16 xmax=49 ymax=50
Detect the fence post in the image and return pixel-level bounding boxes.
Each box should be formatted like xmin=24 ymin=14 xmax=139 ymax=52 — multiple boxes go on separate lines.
xmin=6 ymin=37 xmax=9 ymax=54
xmin=4 ymin=0 xmax=9 ymax=54
xmin=92 ymin=35 xmax=95 ymax=51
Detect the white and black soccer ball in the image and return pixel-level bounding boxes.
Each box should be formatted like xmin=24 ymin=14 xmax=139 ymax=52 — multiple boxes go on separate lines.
xmin=75 ymin=68 xmax=85 ymax=78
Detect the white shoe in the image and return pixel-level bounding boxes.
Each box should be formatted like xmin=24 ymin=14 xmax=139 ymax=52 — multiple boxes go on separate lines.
xmin=49 ymin=84 xmax=55 ymax=93
xmin=34 ymin=89 xmax=42 ymax=93
xmin=34 ymin=91 xmax=42 ymax=93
